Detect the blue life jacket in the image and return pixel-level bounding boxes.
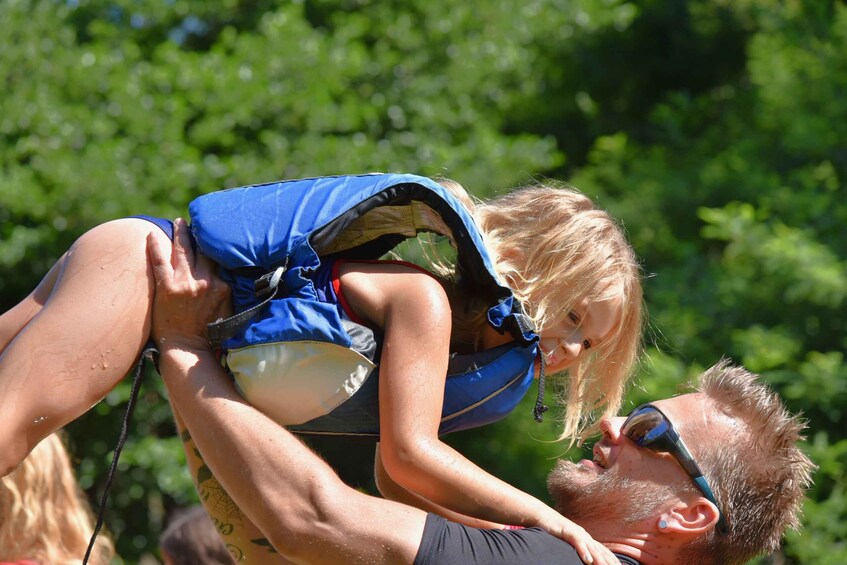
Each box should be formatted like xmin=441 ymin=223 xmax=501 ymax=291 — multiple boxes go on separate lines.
xmin=188 ymin=173 xmax=545 ymax=437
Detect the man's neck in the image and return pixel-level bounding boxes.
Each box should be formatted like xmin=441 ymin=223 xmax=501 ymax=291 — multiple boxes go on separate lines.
xmin=600 ymin=533 xmax=678 ymax=565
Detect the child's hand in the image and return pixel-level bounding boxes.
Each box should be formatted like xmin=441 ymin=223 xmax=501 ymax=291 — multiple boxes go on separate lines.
xmin=147 ymin=218 xmax=231 ymax=352
xmin=537 ymin=511 xmax=618 ymax=565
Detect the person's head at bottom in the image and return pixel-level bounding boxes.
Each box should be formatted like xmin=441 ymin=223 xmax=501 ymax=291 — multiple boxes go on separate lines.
xmin=0 ymin=432 xmax=115 ymax=565
xmin=160 ymin=505 xmax=234 ymax=565
xmin=547 ymin=359 xmax=814 ymax=565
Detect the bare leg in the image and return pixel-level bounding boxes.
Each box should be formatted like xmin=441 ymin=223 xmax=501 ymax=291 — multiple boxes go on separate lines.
xmin=0 ymin=251 xmax=64 ymax=357
xmin=0 ymin=218 xmax=172 ymax=476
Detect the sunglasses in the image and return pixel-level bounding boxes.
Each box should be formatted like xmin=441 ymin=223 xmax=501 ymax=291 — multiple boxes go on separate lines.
xmin=622 ymin=403 xmax=729 ymax=535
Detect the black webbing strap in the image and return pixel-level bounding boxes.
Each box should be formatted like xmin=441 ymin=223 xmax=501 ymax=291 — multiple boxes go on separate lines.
xmin=206 ymin=263 xmax=287 ymax=347
xmin=507 ymin=309 xmax=547 ymax=423
xmin=83 ymin=346 xmax=155 ymax=564
xmin=532 ymin=350 xmax=549 ymax=422
xmin=511 ymin=311 xmax=535 ymax=340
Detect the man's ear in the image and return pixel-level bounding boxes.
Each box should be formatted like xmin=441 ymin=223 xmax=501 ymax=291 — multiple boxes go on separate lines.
xmin=658 ymin=498 xmax=720 ymax=535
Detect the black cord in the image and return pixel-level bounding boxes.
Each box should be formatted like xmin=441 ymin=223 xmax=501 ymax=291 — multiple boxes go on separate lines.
xmin=83 ymin=348 xmax=152 ymax=564
xmin=532 ymin=349 xmax=549 ymax=422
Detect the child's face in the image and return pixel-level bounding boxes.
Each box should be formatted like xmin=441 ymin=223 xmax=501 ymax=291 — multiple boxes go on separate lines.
xmin=538 ymin=295 xmax=621 ymax=374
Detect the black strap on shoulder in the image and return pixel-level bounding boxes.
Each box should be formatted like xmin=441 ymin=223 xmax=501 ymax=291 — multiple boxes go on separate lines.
xmin=83 ymin=345 xmax=156 ymax=564
xmin=207 ymin=263 xmax=287 ymax=347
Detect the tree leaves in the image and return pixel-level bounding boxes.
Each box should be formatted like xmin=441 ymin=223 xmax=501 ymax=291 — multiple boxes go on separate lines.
xmin=2 ymin=1 xmax=844 ymax=562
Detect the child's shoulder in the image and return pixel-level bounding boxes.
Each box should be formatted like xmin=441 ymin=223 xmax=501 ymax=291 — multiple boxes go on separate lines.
xmin=333 ymin=258 xmax=435 ymax=277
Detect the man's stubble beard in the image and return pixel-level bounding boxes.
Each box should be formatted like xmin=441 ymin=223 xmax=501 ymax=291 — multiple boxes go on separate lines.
xmin=547 ymin=459 xmax=674 ymax=528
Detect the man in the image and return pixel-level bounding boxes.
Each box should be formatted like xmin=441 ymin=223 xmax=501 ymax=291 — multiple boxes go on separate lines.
xmin=148 ymin=224 xmax=814 ymax=564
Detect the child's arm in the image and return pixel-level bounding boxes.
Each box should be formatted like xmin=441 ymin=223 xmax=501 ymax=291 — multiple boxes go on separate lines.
xmin=374 ymin=444 xmax=507 ymax=530
xmin=340 ymin=263 xmax=617 ymax=565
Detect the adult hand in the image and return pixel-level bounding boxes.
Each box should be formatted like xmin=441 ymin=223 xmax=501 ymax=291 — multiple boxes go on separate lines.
xmin=147 ymin=218 xmax=231 ymax=353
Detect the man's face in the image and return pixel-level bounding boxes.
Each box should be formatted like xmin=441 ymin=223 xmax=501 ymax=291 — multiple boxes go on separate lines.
xmin=547 ymin=393 xmax=718 ymax=539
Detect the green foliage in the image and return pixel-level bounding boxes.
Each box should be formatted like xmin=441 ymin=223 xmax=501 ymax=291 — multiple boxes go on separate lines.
xmin=2 ymin=0 xmax=845 ymax=562
xmin=567 ymin=1 xmax=847 ymax=562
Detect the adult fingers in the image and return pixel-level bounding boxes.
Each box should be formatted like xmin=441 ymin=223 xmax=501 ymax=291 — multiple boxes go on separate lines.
xmin=189 ymin=226 xmax=217 ymax=284
xmin=147 ymin=231 xmax=173 ymax=287
xmin=171 ymin=217 xmax=194 ymax=278
xmin=174 ymin=219 xmax=231 ymax=311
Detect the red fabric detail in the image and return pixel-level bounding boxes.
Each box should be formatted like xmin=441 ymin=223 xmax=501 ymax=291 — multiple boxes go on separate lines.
xmin=331 ymin=260 xmax=366 ymax=325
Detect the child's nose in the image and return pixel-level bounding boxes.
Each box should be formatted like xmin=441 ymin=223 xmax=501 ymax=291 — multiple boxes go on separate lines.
xmin=560 ymin=335 xmax=584 ymax=359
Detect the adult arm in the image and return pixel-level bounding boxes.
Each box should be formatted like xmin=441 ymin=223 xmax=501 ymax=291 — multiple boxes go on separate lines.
xmin=171 ymin=406 xmax=296 ymax=564
xmin=149 ymin=220 xmax=426 ymax=564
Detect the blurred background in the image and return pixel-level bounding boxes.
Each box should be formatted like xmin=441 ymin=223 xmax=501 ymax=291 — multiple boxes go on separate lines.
xmin=1 ymin=0 xmax=845 ymax=562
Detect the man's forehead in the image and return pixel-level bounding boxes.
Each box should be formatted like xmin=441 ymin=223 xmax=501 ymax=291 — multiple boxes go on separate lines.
xmin=652 ymin=393 xmax=738 ymax=437
xmin=652 ymin=393 xmax=711 ymax=429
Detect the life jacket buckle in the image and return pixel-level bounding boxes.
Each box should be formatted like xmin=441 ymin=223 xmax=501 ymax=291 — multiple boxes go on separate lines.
xmin=207 ymin=260 xmax=289 ymax=347
xmin=254 ymin=262 xmax=287 ymax=299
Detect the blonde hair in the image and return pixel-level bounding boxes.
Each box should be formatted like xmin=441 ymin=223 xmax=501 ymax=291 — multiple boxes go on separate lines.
xmin=679 ymin=361 xmax=815 ymax=564
xmin=0 ymin=432 xmax=114 ymax=565
xmin=436 ymin=178 xmax=643 ymax=441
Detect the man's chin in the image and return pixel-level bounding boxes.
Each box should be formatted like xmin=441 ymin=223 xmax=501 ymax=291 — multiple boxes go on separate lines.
xmin=548 ymin=458 xmax=674 ymax=527
xmin=546 ymin=459 xmax=600 ymax=513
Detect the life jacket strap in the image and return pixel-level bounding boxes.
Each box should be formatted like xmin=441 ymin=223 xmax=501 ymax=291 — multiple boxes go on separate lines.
xmin=510 ymin=311 xmax=536 ymax=342
xmin=207 ymin=263 xmax=288 ymax=347
xmin=532 ymin=350 xmax=549 ymax=422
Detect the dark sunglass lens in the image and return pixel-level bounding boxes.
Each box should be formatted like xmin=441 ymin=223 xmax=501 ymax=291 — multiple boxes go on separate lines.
xmin=623 ymin=406 xmax=667 ymax=447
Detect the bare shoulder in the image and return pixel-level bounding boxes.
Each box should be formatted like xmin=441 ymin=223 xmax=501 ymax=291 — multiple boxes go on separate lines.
xmin=337 ymin=261 xmax=446 ymax=298
xmin=337 ymin=261 xmax=451 ymax=329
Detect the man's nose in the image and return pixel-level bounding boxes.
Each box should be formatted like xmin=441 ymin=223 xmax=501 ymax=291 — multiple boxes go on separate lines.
xmin=599 ymin=416 xmax=626 ymax=444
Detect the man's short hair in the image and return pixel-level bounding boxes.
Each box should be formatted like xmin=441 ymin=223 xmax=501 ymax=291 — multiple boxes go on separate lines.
xmin=680 ymin=360 xmax=815 ymax=564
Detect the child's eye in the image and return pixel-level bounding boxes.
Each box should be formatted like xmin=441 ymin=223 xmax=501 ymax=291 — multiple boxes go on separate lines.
xmin=568 ymin=311 xmax=581 ymax=324
xmin=583 ymin=339 xmax=591 ymax=350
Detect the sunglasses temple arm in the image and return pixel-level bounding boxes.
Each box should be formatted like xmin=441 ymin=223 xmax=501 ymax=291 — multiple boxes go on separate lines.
xmin=674 ymin=439 xmax=719 ymax=504
xmin=677 ymin=438 xmax=729 ymax=534
xmin=693 ymin=475 xmax=730 ymax=534
xmin=674 ymin=438 xmax=705 ymax=476
xmin=693 ymin=475 xmax=719 ymax=505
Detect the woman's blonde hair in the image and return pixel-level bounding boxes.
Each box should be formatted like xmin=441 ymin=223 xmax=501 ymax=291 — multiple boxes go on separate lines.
xmin=0 ymin=432 xmax=115 ymax=565
xmin=473 ymin=181 xmax=644 ymax=442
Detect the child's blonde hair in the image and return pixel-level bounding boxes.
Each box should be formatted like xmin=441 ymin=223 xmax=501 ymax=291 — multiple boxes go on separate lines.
xmin=0 ymin=432 xmax=115 ymax=565
xmin=473 ymin=182 xmax=643 ymax=442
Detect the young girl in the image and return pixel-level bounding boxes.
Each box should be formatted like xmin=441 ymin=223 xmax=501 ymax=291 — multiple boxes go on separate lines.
xmin=0 ymin=173 xmax=642 ymax=565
